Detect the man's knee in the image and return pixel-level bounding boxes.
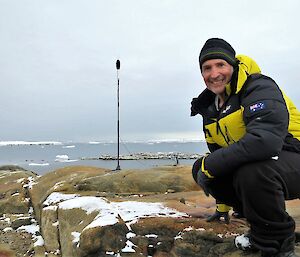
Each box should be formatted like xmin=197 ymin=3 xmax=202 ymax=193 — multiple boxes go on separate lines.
xmin=233 ymin=161 xmax=273 ymax=192
xmin=192 ymin=158 xmax=202 ymax=184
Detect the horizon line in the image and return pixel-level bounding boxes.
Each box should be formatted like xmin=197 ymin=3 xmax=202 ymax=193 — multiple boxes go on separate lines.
xmin=0 ymin=138 xmax=205 ymax=146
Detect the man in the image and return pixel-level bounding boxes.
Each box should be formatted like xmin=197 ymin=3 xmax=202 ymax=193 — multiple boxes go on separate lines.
xmin=191 ymin=38 xmax=300 ymax=257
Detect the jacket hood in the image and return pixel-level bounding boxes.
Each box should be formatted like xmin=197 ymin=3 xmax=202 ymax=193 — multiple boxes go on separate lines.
xmin=226 ymin=54 xmax=261 ymax=95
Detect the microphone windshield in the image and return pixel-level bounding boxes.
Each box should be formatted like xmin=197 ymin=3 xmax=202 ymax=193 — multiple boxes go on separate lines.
xmin=116 ymin=60 xmax=120 ymax=70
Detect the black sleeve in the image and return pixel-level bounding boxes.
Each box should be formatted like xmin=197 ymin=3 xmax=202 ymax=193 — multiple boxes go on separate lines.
xmin=204 ymin=76 xmax=289 ymax=177
xmin=207 ymin=142 xmax=221 ymax=153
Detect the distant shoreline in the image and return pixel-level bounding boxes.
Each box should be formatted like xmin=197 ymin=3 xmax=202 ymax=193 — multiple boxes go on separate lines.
xmin=82 ymin=152 xmax=203 ymax=161
xmin=0 ymin=139 xmax=205 ymax=147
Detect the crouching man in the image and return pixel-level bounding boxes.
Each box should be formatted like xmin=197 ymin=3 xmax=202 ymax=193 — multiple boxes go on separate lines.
xmin=191 ymin=38 xmax=300 ymax=257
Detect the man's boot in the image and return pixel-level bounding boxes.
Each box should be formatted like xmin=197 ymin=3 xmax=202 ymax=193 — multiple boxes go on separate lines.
xmin=236 ymin=234 xmax=299 ymax=257
xmin=261 ymin=235 xmax=299 ymax=257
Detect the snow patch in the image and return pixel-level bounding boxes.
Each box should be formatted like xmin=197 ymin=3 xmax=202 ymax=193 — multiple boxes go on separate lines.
xmin=3 ymin=227 xmax=13 ymax=232
xmin=121 ymin=240 xmax=136 ymax=253
xmin=112 ymin=201 xmax=188 ymax=223
xmin=17 ymin=224 xmax=44 ymax=246
xmin=71 ymin=231 xmax=81 ymax=246
xmin=44 ymin=193 xmax=188 ymax=235
xmin=43 ymin=192 xmax=79 ymax=206
xmin=126 ymin=232 xmax=136 ymax=239
xmin=235 ymin=234 xmax=251 ymax=250
xmin=145 ymin=234 xmax=158 ymax=238
xmin=16 ymin=178 xmax=25 ymax=183
xmin=43 ymin=205 xmax=58 ymax=211
xmin=52 ymin=221 xmax=59 ymax=227
xmin=25 ymin=176 xmax=37 ymax=189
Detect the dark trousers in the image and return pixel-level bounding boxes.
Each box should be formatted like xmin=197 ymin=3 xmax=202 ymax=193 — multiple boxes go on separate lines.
xmin=203 ymin=150 xmax=300 ymax=252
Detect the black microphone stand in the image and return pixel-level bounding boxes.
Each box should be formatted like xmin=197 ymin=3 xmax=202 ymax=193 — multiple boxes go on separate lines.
xmin=116 ymin=60 xmax=121 ymax=170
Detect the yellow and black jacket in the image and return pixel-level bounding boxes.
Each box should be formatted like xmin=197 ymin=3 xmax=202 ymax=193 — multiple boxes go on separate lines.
xmin=191 ymin=55 xmax=300 ymax=177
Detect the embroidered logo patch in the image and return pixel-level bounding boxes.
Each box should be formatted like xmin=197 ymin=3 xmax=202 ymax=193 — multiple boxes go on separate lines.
xmin=222 ymin=105 xmax=231 ymax=114
xmin=249 ymin=102 xmax=266 ymax=113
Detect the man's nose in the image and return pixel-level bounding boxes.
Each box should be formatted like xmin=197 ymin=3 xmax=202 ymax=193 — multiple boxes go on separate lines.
xmin=210 ymin=67 xmax=220 ymax=78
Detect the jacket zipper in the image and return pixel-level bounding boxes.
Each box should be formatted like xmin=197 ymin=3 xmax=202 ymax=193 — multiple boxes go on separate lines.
xmin=225 ymin=125 xmax=236 ymax=144
xmin=216 ymin=118 xmax=230 ymax=145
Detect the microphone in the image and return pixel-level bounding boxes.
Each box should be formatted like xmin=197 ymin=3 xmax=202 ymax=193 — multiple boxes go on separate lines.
xmin=116 ymin=60 xmax=120 ymax=70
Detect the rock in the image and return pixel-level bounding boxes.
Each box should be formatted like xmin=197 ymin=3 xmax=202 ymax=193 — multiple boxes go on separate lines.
xmin=0 ymin=218 xmax=34 ymax=257
xmin=28 ymin=166 xmax=108 ymax=221
xmin=57 ymin=206 xmax=101 ymax=257
xmin=75 ymin=166 xmax=199 ymax=194
xmin=10 ymin=215 xmax=32 ymax=229
xmin=0 ymin=166 xmax=37 ymax=215
xmin=1 ymin=165 xmax=300 ymax=257
xmin=40 ymin=206 xmax=60 ymax=252
xmin=174 ymin=230 xmax=223 ymax=257
xmin=27 ymin=165 xmax=250 ymax=256
xmin=79 ymin=222 xmax=129 ymax=256
xmin=0 ymin=244 xmax=16 ymax=257
xmin=179 ymin=197 xmax=186 ymax=204
xmin=167 ymin=189 xmax=176 ymax=193
xmin=0 ymin=165 xmax=29 ymax=172
xmin=32 ymin=245 xmax=47 ymax=257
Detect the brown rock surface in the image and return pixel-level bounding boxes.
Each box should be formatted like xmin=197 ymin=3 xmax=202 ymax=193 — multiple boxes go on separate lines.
xmin=0 ymin=166 xmax=36 ymax=215
xmin=40 ymin=206 xmax=60 ymax=252
xmin=0 ymin=218 xmax=33 ymax=257
xmin=0 ymin=244 xmax=16 ymax=257
xmin=75 ymin=165 xmax=200 ymax=193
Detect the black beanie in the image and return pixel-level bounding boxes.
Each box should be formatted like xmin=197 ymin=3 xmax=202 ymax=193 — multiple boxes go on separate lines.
xmin=199 ymin=38 xmax=237 ymax=69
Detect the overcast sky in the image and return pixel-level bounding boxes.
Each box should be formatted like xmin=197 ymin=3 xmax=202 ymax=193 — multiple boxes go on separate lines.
xmin=0 ymin=0 xmax=300 ymax=142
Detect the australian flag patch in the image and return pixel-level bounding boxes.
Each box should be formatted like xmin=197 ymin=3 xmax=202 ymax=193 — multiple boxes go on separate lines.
xmin=249 ymin=102 xmax=266 ymax=113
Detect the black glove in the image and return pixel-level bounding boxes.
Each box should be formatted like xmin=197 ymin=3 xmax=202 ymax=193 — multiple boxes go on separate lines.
xmin=192 ymin=157 xmax=211 ymax=196
xmin=197 ymin=170 xmax=211 ymax=196
xmin=206 ymin=210 xmax=230 ymax=224
xmin=232 ymin=211 xmax=245 ymax=219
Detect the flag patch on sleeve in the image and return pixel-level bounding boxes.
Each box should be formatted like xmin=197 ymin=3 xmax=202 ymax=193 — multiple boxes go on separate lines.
xmin=249 ymin=102 xmax=266 ymax=113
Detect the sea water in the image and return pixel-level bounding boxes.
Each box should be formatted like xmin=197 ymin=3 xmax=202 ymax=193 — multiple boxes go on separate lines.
xmin=0 ymin=141 xmax=208 ymax=175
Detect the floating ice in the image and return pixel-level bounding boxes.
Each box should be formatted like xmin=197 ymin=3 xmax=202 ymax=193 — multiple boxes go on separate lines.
xmin=55 ymin=154 xmax=77 ymax=162
xmin=29 ymin=163 xmax=49 ymax=166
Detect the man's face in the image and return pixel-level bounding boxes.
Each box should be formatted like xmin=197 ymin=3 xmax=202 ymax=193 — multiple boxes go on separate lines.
xmin=201 ymin=59 xmax=234 ymax=95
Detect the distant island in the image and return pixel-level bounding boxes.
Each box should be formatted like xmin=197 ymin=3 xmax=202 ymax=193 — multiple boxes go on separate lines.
xmin=82 ymin=152 xmax=203 ymax=161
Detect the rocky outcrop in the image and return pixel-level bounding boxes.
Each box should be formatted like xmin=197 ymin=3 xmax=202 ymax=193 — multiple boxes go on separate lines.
xmin=75 ymin=165 xmax=200 ymax=193
xmin=0 ymin=165 xmax=38 ymax=257
xmin=1 ymin=165 xmax=300 ymax=257
xmin=29 ymin=166 xmax=108 ymax=221
xmin=0 ymin=165 xmax=37 ymax=215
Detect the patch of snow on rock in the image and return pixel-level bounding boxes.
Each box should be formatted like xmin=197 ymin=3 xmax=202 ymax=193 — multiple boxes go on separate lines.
xmin=121 ymin=240 xmax=136 ymax=253
xmin=46 ymin=194 xmax=188 ymax=232
xmin=43 ymin=192 xmax=79 ymax=206
xmin=17 ymin=224 xmax=44 ymax=246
